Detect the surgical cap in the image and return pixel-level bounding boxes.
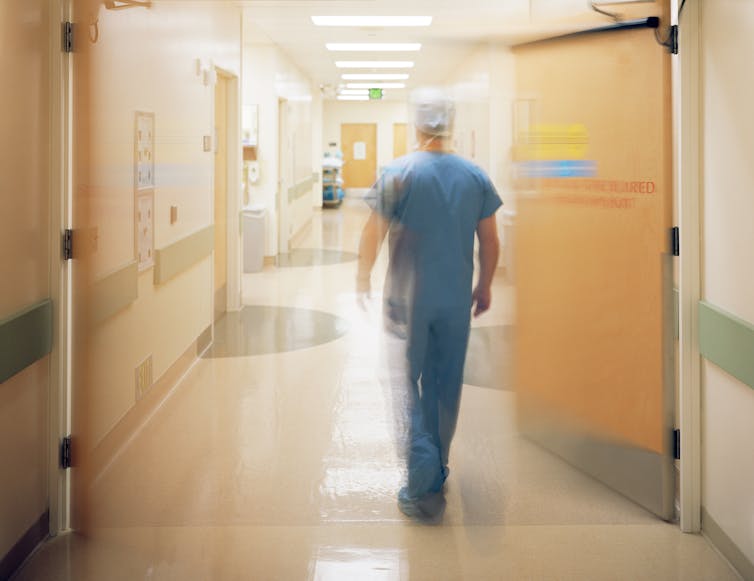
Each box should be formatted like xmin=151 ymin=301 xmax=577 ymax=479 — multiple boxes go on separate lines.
xmin=411 ymin=88 xmax=455 ymax=137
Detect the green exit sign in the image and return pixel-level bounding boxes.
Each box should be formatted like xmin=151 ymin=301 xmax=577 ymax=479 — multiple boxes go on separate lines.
xmin=369 ymin=88 xmax=383 ymax=100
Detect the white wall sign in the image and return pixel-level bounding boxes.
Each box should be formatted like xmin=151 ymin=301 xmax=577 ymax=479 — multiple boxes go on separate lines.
xmin=353 ymin=141 xmax=367 ymax=160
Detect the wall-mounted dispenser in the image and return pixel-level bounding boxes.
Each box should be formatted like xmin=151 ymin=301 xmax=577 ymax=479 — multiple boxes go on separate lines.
xmin=246 ymin=160 xmax=260 ymax=184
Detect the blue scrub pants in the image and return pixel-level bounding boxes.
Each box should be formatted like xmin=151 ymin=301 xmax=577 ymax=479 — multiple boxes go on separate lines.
xmin=403 ymin=306 xmax=471 ymax=499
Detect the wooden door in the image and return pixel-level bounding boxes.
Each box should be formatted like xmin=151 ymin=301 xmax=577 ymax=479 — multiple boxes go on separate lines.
xmin=341 ymin=123 xmax=377 ymax=188
xmin=512 ymin=19 xmax=675 ymax=520
xmin=393 ymin=123 xmax=408 ymax=159
xmin=214 ymin=73 xmax=228 ymax=321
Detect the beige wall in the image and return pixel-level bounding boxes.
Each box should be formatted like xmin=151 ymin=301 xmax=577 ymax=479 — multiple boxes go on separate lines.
xmin=700 ymin=0 xmax=754 ymax=567
xmin=322 ymin=100 xmax=409 ymax=181
xmin=81 ymin=3 xmax=241 ymax=444
xmin=446 ymin=43 xmax=516 ymax=265
xmin=447 ymin=43 xmax=515 ymax=205
xmin=0 ymin=0 xmax=52 ymax=560
xmin=243 ymin=33 xmax=319 ymax=255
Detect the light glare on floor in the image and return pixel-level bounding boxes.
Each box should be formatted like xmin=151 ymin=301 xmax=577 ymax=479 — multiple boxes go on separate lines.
xmin=312 ymin=16 xmax=432 ymax=27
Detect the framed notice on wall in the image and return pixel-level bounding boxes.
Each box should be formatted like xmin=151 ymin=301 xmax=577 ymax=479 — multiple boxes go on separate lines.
xmin=353 ymin=141 xmax=367 ymax=160
xmin=135 ymin=111 xmax=155 ymax=271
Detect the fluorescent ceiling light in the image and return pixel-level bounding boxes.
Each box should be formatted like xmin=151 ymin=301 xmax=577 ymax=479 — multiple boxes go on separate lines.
xmin=346 ymin=82 xmax=406 ymax=89
xmin=337 ymin=96 xmax=370 ymax=101
xmin=338 ymin=89 xmax=370 ymax=95
xmin=342 ymin=73 xmax=409 ymax=81
xmin=312 ymin=16 xmax=432 ymax=27
xmin=326 ymin=43 xmax=421 ymax=52
xmin=336 ymin=61 xmax=415 ymax=69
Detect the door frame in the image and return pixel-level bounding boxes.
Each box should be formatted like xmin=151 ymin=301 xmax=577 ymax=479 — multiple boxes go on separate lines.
xmin=49 ymin=0 xmax=73 ymax=536
xmin=277 ymin=97 xmax=291 ymax=255
xmin=214 ymin=67 xmax=242 ymax=314
xmin=676 ymin=0 xmax=702 ymax=534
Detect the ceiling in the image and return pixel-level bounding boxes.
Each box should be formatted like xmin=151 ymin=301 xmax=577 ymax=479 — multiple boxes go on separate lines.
xmin=239 ymin=0 xmax=660 ymax=100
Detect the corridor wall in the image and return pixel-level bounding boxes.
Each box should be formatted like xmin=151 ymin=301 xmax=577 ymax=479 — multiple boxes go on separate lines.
xmin=322 ymin=100 xmax=409 ymax=185
xmin=75 ymin=2 xmax=241 ymax=460
xmin=697 ymin=1 xmax=754 ymax=575
xmin=446 ymin=43 xmax=516 ymax=268
xmin=0 ymin=0 xmax=54 ymax=571
xmin=242 ymin=33 xmax=320 ymax=256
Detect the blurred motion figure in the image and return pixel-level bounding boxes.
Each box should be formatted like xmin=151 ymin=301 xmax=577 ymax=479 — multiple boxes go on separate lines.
xmin=357 ymin=88 xmax=502 ymax=519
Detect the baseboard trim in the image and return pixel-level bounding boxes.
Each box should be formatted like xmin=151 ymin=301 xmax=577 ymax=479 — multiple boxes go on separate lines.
xmin=90 ymin=330 xmax=208 ymax=480
xmin=702 ymin=506 xmax=754 ymax=581
xmin=0 ymin=510 xmax=48 ymax=581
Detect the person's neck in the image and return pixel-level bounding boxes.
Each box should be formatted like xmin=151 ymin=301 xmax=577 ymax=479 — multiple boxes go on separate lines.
xmin=419 ymin=137 xmax=448 ymax=152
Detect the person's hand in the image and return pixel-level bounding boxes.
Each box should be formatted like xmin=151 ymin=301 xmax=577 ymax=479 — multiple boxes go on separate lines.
xmin=356 ymin=276 xmax=371 ymax=311
xmin=472 ymin=285 xmax=492 ymax=318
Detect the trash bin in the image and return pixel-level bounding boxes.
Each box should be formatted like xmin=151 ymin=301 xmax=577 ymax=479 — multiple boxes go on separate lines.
xmin=243 ymin=204 xmax=266 ymax=273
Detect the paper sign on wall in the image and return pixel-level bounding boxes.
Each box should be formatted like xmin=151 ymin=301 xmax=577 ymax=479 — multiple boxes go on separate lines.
xmin=353 ymin=141 xmax=367 ymax=160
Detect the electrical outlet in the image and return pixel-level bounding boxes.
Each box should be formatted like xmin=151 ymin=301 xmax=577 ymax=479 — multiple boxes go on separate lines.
xmin=203 ymin=135 xmax=212 ymax=152
xmin=170 ymin=205 xmax=178 ymax=224
xmin=135 ymin=355 xmax=153 ymax=401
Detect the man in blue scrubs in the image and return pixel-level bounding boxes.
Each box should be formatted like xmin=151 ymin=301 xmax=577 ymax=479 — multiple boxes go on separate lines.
xmin=357 ymin=88 xmax=502 ymax=519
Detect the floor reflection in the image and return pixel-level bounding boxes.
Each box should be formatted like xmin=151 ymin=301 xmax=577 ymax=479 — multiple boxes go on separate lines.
xmin=464 ymin=325 xmax=514 ymax=391
xmin=277 ymin=248 xmax=359 ymax=268
xmin=204 ymin=305 xmax=350 ymax=358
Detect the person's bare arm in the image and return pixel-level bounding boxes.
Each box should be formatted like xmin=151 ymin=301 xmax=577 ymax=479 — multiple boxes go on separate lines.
xmin=357 ymin=210 xmax=390 ymax=294
xmin=472 ymin=214 xmax=500 ymax=317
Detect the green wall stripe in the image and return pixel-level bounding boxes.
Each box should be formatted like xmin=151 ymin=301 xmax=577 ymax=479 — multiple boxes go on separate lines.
xmin=0 ymin=300 xmax=52 ymax=384
xmin=92 ymin=261 xmax=138 ymax=322
xmin=699 ymin=300 xmax=754 ymax=390
xmin=154 ymin=226 xmax=214 ymax=285
xmin=288 ymin=173 xmax=318 ymax=203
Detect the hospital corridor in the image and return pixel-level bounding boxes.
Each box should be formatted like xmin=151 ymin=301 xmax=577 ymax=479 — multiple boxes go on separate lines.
xmin=2 ymin=1 xmax=754 ymax=580
xmin=8 ymin=202 xmax=739 ymax=580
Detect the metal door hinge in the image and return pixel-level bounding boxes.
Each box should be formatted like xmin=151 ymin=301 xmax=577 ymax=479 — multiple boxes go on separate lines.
xmin=669 ymin=25 xmax=679 ymax=54
xmin=60 ymin=436 xmax=72 ymax=469
xmin=62 ymin=22 xmax=74 ymax=53
xmin=63 ymin=229 xmax=73 ymax=260
xmin=671 ymin=227 xmax=680 ymax=257
xmin=673 ymin=429 xmax=681 ymax=460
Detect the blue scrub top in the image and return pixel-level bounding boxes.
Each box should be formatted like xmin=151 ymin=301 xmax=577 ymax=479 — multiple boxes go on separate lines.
xmin=366 ymin=151 xmax=502 ymax=309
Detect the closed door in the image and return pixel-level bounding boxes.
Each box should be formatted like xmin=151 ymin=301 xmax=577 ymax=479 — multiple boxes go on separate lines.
xmin=341 ymin=123 xmax=377 ymax=188
xmin=393 ymin=123 xmax=408 ymax=159
xmin=513 ymin=22 xmax=675 ymax=520
xmin=214 ymin=72 xmax=228 ymax=321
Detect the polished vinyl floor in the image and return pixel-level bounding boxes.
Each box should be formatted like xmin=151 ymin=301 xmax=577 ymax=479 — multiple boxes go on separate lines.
xmin=16 ymin=199 xmax=739 ymax=580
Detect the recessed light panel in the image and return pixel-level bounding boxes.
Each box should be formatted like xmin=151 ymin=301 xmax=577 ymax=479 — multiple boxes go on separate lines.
xmin=337 ymin=95 xmax=370 ymax=101
xmin=346 ymin=82 xmax=406 ymax=89
xmin=342 ymin=73 xmax=409 ymax=81
xmin=335 ymin=61 xmax=415 ymax=69
xmin=326 ymin=43 xmax=421 ymax=52
xmin=312 ymin=16 xmax=432 ymax=27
